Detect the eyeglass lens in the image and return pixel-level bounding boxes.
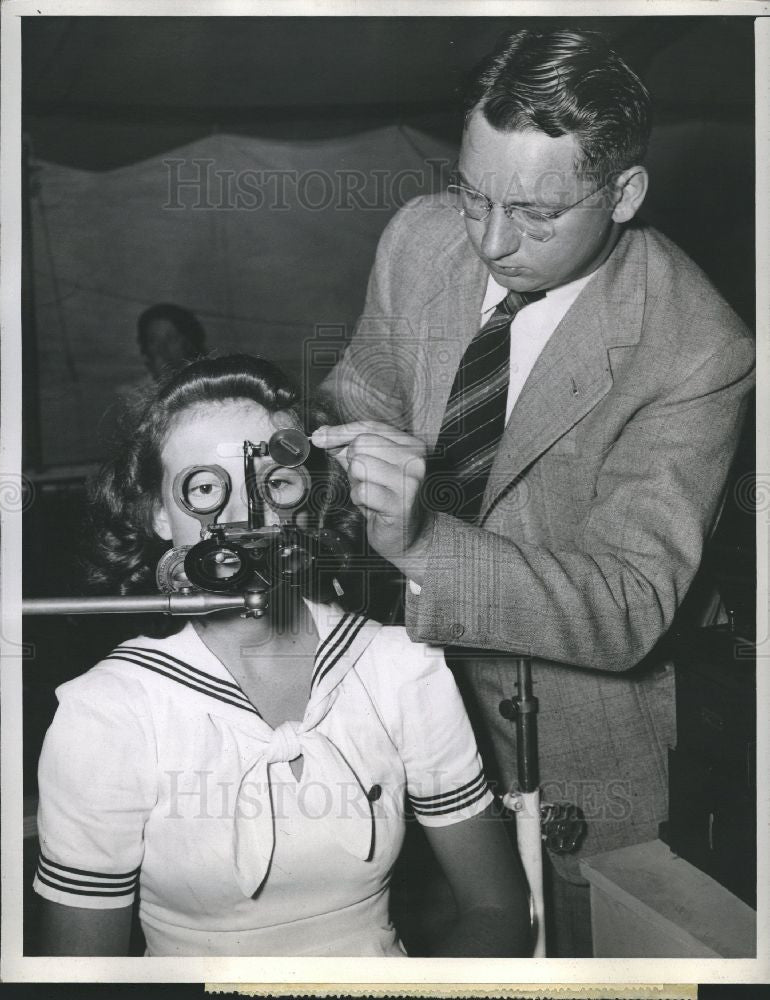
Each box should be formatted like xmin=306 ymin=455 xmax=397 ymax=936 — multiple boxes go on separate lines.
xmin=448 ymin=185 xmax=553 ymax=240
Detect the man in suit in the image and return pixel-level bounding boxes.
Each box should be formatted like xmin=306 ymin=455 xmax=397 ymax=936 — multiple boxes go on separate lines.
xmin=312 ymin=28 xmax=754 ymax=955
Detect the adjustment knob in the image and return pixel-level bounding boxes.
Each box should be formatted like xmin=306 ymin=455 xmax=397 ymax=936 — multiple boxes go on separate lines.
xmin=499 ymin=698 xmax=517 ymax=720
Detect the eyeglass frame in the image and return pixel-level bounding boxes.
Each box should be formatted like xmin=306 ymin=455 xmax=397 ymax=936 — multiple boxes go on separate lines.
xmin=446 ymin=168 xmax=616 ymax=243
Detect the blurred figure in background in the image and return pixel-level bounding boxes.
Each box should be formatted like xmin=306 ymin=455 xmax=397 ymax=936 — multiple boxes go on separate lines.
xmin=97 ymin=304 xmax=208 ymax=454
xmin=137 ymin=303 xmax=207 ymax=381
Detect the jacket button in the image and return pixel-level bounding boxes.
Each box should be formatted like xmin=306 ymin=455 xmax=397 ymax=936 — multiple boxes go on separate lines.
xmin=368 ymin=784 xmax=382 ymax=802
xmin=449 ymin=623 xmax=465 ymax=639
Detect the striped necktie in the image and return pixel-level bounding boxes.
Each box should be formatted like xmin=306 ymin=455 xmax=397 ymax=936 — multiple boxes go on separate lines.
xmin=426 ymin=289 xmax=545 ymax=523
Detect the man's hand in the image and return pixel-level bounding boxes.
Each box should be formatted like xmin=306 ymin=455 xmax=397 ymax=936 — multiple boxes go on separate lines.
xmin=311 ymin=421 xmax=434 ymax=585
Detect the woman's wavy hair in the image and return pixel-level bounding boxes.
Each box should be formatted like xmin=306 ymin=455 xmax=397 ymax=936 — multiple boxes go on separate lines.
xmin=86 ymin=354 xmax=364 ymax=607
xmin=464 ymin=28 xmax=652 ymax=179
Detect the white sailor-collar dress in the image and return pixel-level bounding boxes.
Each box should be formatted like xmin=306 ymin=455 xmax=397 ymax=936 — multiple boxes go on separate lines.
xmin=34 ymin=601 xmax=493 ymax=956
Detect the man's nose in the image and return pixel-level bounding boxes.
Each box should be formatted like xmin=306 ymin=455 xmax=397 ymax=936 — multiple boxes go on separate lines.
xmin=479 ymin=205 xmax=523 ymax=260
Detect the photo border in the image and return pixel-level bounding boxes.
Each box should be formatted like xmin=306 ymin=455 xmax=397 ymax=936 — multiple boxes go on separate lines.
xmin=2 ymin=0 xmax=768 ymax=990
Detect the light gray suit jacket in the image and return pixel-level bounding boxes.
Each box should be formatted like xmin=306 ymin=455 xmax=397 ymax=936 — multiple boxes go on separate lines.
xmin=325 ymin=194 xmax=755 ymax=875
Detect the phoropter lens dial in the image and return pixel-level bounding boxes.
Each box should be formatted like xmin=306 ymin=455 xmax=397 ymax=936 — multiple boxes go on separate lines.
xmin=183 ymin=538 xmax=253 ymax=593
xmin=172 ymin=464 xmax=231 ymax=525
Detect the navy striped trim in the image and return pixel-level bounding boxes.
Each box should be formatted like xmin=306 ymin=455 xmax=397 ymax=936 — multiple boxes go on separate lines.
xmin=108 ymin=646 xmax=259 ymax=716
xmin=119 ymin=646 xmax=243 ymax=694
xmin=409 ymin=770 xmax=490 ymax=817
xmin=36 ymin=853 xmax=139 ymax=898
xmin=314 ymin=615 xmax=368 ymax=688
xmin=310 ymin=614 xmax=352 ymax=688
xmin=410 ymin=770 xmax=486 ymax=807
xmin=38 ymin=854 xmax=141 ymax=879
xmin=310 ymin=614 xmax=368 ymax=690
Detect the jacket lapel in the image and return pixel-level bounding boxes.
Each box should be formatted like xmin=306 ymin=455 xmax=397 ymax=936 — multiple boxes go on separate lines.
xmin=481 ymin=226 xmax=647 ymax=518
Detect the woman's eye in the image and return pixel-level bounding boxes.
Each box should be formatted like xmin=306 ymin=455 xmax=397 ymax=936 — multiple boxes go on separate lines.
xmin=183 ymin=470 xmax=227 ymax=511
xmin=190 ymin=481 xmax=223 ymax=498
xmin=263 ymin=468 xmax=307 ymax=507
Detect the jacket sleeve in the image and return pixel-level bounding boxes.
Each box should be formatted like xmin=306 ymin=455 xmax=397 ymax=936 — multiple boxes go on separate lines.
xmin=406 ymin=338 xmax=755 ymax=672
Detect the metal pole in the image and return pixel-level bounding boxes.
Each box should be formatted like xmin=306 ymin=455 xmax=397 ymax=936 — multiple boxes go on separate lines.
xmin=22 ymin=593 xmax=252 ymax=616
xmin=500 ymin=656 xmax=546 ymax=957
xmin=514 ymin=656 xmax=539 ymax=792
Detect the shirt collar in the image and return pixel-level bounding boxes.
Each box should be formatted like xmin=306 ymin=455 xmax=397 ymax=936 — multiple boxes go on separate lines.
xmin=481 ymin=269 xmax=596 ymax=315
xmin=301 ymin=596 xmax=347 ymax=643
xmin=179 ymin=598 xmax=379 ymax=708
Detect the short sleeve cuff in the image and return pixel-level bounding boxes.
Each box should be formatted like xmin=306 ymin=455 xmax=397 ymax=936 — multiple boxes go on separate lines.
xmin=409 ymin=769 xmax=494 ymax=828
xmin=33 ymin=852 xmax=139 ymax=910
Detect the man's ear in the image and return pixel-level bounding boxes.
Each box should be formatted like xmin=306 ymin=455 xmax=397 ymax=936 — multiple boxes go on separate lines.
xmin=611 ymin=166 xmax=648 ymax=224
xmin=152 ymin=503 xmax=172 ymax=541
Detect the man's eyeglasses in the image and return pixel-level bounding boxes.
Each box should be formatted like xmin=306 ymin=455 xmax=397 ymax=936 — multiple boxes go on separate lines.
xmin=446 ymin=171 xmax=613 ymax=243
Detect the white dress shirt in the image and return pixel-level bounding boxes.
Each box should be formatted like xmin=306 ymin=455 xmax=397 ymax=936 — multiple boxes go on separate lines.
xmin=479 ymin=271 xmax=596 ymax=423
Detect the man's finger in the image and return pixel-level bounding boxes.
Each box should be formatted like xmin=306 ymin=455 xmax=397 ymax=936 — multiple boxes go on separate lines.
xmin=312 ymin=422 xmax=422 ymax=452
xmin=325 ymin=444 xmax=349 ymax=472
xmin=348 ymin=480 xmax=393 ymax=515
xmin=348 ymin=452 xmax=425 ymax=491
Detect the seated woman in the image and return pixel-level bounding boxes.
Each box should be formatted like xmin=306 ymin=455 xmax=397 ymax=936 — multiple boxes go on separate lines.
xmin=34 ymin=354 xmax=530 ymax=958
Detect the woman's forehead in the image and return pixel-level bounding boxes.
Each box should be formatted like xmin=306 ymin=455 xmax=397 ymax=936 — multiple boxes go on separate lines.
xmin=162 ymin=399 xmax=298 ymax=453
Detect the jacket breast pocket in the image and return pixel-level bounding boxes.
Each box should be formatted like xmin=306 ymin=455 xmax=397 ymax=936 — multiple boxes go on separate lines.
xmin=537 ymin=454 xmax=600 ymax=541
xmin=540 ymin=454 xmax=600 ymax=499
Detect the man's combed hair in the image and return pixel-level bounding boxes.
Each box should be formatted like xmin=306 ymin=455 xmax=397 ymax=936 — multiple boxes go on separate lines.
xmin=464 ymin=28 xmax=652 ymax=178
xmin=86 ymin=354 xmax=364 ymax=605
